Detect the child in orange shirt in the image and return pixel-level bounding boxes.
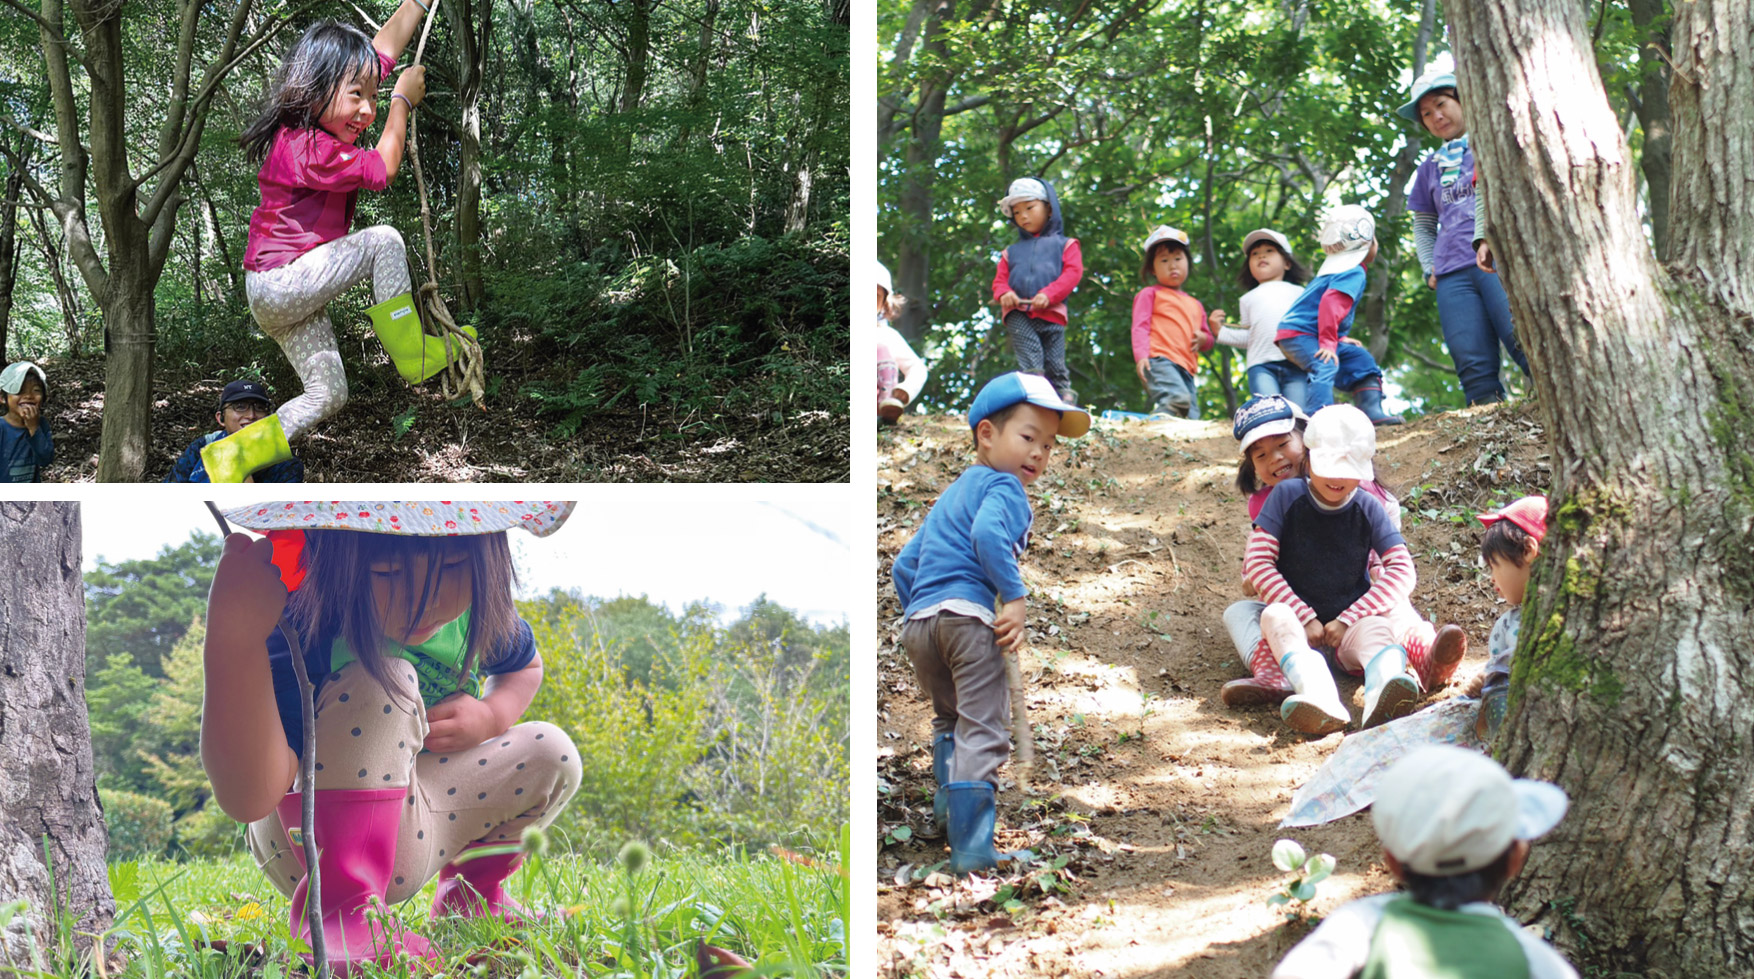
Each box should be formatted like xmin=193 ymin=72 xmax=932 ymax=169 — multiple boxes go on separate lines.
xmin=1131 ymin=226 xmax=1218 ymax=418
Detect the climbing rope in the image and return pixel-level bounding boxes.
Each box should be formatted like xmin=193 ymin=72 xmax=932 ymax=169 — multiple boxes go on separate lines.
xmin=406 ymin=2 xmax=486 ymax=409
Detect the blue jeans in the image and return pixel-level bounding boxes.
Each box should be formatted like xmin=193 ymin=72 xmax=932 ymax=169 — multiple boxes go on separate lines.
xmin=1144 ymin=357 xmax=1199 ymax=418
xmin=1435 ymin=266 xmax=1529 ymax=405
xmin=1276 ymin=335 xmax=1384 ymax=412
xmin=1246 ymin=361 xmax=1309 ymax=409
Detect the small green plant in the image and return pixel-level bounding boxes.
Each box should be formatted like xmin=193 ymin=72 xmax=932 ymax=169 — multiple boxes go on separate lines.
xmin=1268 ymin=838 xmax=1335 ymax=920
xmin=882 ymin=824 xmax=914 ymax=847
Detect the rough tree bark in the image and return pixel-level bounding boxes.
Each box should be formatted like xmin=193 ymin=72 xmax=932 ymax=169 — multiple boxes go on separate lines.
xmin=0 ymin=503 xmax=112 ymax=964
xmin=451 ymin=0 xmax=492 ymax=312
xmin=0 ymin=139 xmax=23 ymax=363
xmin=1447 ymin=0 xmax=1754 ymax=973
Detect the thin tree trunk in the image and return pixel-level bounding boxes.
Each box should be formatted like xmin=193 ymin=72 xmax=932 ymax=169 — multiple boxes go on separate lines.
xmin=28 ymin=206 xmax=84 ymax=358
xmin=0 ymin=503 xmax=113 ymax=963
xmin=1625 ymin=0 xmax=1672 ymax=260
xmin=892 ymin=0 xmax=956 ymax=348
xmin=452 ymin=0 xmax=491 ymax=311
xmin=0 ymin=144 xmax=22 ymax=363
xmin=1447 ymin=0 xmax=1754 ymax=973
xmin=1359 ymin=0 xmax=1436 ymax=362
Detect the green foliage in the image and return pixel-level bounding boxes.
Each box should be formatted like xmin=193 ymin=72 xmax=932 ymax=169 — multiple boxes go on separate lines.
xmin=172 ymin=805 xmax=242 ymax=862
xmin=86 ymin=652 xmax=158 ymax=791
xmin=137 ymin=621 xmax=211 ymax=814
xmin=100 ymin=789 xmax=174 ymax=861
xmin=1267 ymin=838 xmax=1335 ymax=921
xmin=84 ymin=533 xmax=219 ymax=677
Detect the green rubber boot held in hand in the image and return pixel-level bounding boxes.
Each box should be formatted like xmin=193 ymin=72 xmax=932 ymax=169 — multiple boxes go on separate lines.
xmin=201 ymin=414 xmax=293 ymax=483
xmin=366 ymin=292 xmax=479 ymax=384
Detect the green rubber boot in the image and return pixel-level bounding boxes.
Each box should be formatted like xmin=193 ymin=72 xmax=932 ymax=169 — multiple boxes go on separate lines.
xmin=365 ymin=292 xmax=479 ymax=384
xmin=201 ymin=414 xmax=292 ymax=483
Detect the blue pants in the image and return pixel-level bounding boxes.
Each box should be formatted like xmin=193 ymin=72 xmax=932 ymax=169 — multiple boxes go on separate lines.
xmin=1246 ymin=361 xmax=1309 ymax=409
xmin=1435 ymin=266 xmax=1529 ymax=405
xmin=1144 ymin=357 xmax=1200 ymax=418
xmin=1277 ymin=335 xmax=1383 ymax=413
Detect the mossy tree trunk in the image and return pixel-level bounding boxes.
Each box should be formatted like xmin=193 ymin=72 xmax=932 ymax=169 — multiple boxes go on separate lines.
xmin=0 ymin=503 xmax=112 ymax=963
xmin=1448 ymin=0 xmax=1754 ymax=973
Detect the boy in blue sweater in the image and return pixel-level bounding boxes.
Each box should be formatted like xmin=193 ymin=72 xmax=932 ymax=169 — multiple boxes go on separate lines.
xmin=892 ymin=372 xmax=1089 ymax=874
xmin=0 ymin=361 xmax=53 ymax=483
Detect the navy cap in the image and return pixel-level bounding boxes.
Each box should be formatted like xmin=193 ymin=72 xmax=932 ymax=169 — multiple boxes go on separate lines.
xmin=220 ymin=379 xmax=273 ymax=407
xmin=1232 ymin=394 xmax=1306 ymax=453
xmin=967 ymin=372 xmax=1090 ymax=438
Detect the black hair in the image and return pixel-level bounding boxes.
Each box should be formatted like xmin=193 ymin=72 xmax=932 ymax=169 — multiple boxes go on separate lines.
xmin=239 ymin=20 xmax=382 ymax=164
xmin=1480 ymin=518 xmax=1536 ymax=568
xmin=1141 ymin=240 xmax=1192 ymax=283
xmin=1236 ymin=239 xmax=1311 ymax=291
xmin=972 ymin=401 xmax=1029 ymax=451
xmin=1234 ymin=419 xmax=1307 ymax=495
xmin=1416 ymin=86 xmax=1462 ymax=133
xmin=1401 ymin=845 xmax=1515 ymax=911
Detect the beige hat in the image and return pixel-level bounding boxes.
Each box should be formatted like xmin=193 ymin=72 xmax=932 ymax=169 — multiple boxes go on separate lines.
xmin=1241 ymin=228 xmax=1293 ymax=256
xmin=1316 ymin=205 xmax=1376 ymax=276
xmin=1373 ymin=746 xmax=1568 ymax=876
xmin=1304 ymin=404 xmax=1376 ymax=482
xmin=997 ymin=177 xmax=1049 ymax=214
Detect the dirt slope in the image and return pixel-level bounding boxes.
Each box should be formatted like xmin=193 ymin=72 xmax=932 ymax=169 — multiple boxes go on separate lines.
xmin=876 ymin=400 xmax=1553 ymax=978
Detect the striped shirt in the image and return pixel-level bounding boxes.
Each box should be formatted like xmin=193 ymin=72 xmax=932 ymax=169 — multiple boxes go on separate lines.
xmin=1244 ymin=478 xmax=1414 ymax=625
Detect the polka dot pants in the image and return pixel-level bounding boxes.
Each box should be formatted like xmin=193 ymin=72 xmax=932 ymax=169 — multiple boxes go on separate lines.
xmin=245 ymin=660 xmax=582 ymax=905
xmin=244 ymin=225 xmax=413 ymax=441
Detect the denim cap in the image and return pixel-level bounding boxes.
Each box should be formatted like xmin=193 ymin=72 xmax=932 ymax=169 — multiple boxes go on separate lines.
xmin=876 ymin=260 xmax=893 ymax=297
xmin=1233 ymin=394 xmax=1306 ymax=454
xmin=968 ymin=371 xmax=1090 ymax=438
xmin=0 ymin=361 xmax=46 ymax=395
xmin=1316 ymin=205 xmax=1376 ymax=277
xmin=1479 ymin=495 xmax=1549 ymax=542
xmin=998 ymin=177 xmax=1049 ymax=214
xmin=1397 ymin=70 xmax=1458 ymax=123
xmin=1304 ymin=404 xmax=1376 ymax=482
xmin=1374 ymin=745 xmax=1568 ymax=876
xmin=1142 ymin=225 xmax=1191 ymax=257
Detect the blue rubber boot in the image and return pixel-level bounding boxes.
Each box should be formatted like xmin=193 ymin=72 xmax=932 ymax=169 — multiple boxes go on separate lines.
xmin=946 ymin=781 xmax=1014 ymax=875
xmin=1351 ymin=384 xmax=1404 ymax=426
xmin=929 ymin=733 xmax=954 ymax=838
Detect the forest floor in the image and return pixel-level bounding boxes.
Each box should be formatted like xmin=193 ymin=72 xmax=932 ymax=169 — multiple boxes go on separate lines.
xmin=875 ymin=399 xmax=1554 ymax=978
xmin=38 ymin=344 xmax=846 ymax=483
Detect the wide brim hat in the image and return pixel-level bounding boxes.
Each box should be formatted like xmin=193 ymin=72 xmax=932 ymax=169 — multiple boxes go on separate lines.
xmin=1316 ymin=205 xmax=1376 ymax=277
xmin=0 ymin=361 xmax=47 ymax=395
xmin=968 ymin=372 xmax=1090 ymax=439
xmin=1373 ymin=745 xmax=1568 ymax=877
xmin=997 ymin=177 xmax=1050 ymax=214
xmin=1397 ymin=70 xmax=1458 ymax=123
xmin=221 ymin=501 xmax=575 ymax=537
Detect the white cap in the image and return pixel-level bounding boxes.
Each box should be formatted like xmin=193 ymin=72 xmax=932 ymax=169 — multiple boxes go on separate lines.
xmin=0 ymin=361 xmax=46 ymax=395
xmin=1373 ymin=746 xmax=1569 ymax=877
xmin=998 ymin=177 xmax=1049 ymax=214
xmin=1241 ymin=228 xmax=1292 ymax=256
xmin=1141 ymin=225 xmax=1191 ymax=257
xmin=1316 ymin=205 xmax=1376 ymax=276
xmin=1304 ymin=404 xmax=1376 ymax=482
xmin=876 ymin=260 xmax=893 ymax=297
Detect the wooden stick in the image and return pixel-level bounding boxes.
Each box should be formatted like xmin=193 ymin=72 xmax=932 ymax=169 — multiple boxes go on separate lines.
xmin=1005 ymin=651 xmax=1035 ymax=784
xmin=205 ymin=503 xmax=327 ymax=979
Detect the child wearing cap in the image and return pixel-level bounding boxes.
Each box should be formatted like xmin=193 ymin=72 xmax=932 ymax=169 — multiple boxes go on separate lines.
xmin=1468 ymin=495 xmax=1547 ymax=740
xmin=1222 ymin=398 xmax=1464 ymax=711
xmin=165 ymin=380 xmax=307 ymax=483
xmin=892 ymin=371 xmax=1089 ymax=873
xmin=1274 ymin=205 xmax=1403 ymax=425
xmin=1131 ymin=226 xmax=1219 ymax=418
xmin=876 ymin=260 xmax=930 ymax=423
xmin=1273 ymin=745 xmax=1577 ymax=979
xmin=0 ymin=361 xmax=53 ymax=483
xmin=992 ymin=178 xmax=1083 ymax=403
xmin=1400 ymin=69 xmax=1530 ymax=407
xmin=1215 ymin=229 xmax=1311 ymax=404
xmin=1244 ymin=405 xmax=1436 ymax=734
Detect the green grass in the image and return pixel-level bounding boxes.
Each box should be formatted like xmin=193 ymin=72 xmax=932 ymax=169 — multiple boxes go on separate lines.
xmin=3 ymin=830 xmax=847 ymax=978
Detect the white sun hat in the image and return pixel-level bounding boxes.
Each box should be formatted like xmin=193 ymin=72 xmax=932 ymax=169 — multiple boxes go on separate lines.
xmin=1304 ymin=405 xmax=1377 ymax=482
xmin=220 ymin=501 xmax=575 ymax=537
xmin=1241 ymin=228 xmax=1293 ymax=256
xmin=1316 ymin=205 xmax=1376 ymax=277
xmin=876 ymin=260 xmax=893 ymax=297
xmin=1373 ymin=745 xmax=1569 ymax=876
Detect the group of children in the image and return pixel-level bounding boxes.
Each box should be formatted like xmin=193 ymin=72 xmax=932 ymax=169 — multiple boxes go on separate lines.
xmin=8 ymin=1 xmax=475 ymax=484
xmin=891 ymin=365 xmax=1565 ymax=972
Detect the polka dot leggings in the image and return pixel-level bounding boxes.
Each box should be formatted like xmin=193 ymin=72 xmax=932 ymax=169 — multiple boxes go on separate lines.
xmin=246 ymin=660 xmax=582 ymax=905
xmin=244 ymin=225 xmax=413 ymax=441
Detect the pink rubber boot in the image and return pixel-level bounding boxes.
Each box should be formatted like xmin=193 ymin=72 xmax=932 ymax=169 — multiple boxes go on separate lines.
xmin=277 ymin=788 xmax=437 ymax=974
xmin=430 ymin=844 xmax=534 ymax=923
xmin=1220 ymin=638 xmax=1294 ymax=707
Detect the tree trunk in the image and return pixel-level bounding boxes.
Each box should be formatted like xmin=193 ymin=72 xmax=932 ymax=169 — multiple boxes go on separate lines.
xmin=620 ymin=0 xmax=650 ymax=118
xmin=0 ymin=149 xmax=21 ymax=363
xmin=0 ymin=503 xmax=113 ymax=963
xmin=453 ymin=0 xmax=491 ymax=312
xmin=891 ymin=0 xmax=956 ymax=348
xmin=1359 ymin=0 xmax=1436 ymax=363
xmin=27 ymin=207 xmax=84 ymax=359
xmin=1447 ymin=0 xmax=1754 ymax=973
xmin=1625 ymin=0 xmax=1672 ymax=261
xmin=98 ymin=277 xmax=157 ymax=481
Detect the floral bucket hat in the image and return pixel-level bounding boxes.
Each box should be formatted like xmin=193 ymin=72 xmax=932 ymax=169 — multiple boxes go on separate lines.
xmin=220 ymin=501 xmax=574 ymax=538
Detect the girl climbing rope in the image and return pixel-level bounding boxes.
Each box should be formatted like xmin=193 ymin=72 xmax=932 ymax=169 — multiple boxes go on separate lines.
xmin=215 ymin=2 xmax=478 ymax=483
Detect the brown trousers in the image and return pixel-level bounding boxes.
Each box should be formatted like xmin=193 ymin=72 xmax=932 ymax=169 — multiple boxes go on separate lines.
xmin=902 ymin=611 xmax=1012 ymax=786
